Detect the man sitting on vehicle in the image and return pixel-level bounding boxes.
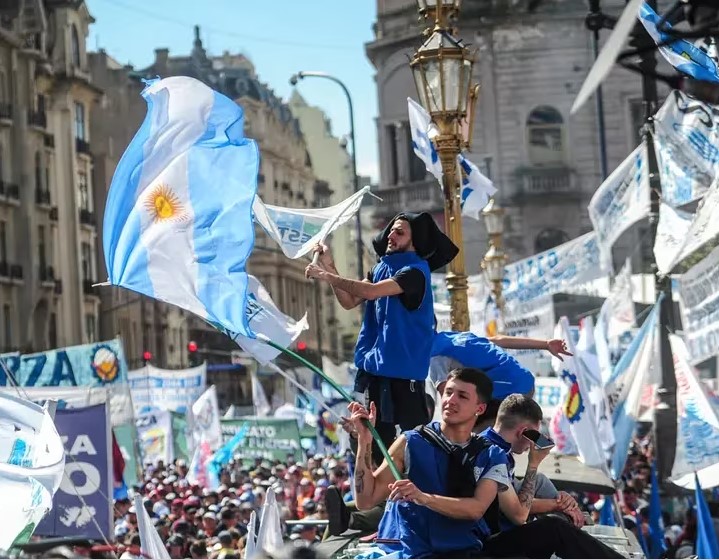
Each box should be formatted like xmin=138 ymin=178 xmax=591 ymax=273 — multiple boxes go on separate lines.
xmin=346 ymin=367 xmax=506 ymax=558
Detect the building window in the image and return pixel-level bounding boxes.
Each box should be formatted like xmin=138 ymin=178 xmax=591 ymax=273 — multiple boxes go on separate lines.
xmin=0 ymin=221 xmax=6 ymax=263
xmin=35 ymin=151 xmax=42 ymax=191
xmin=78 ymin=171 xmax=90 ymax=210
xmin=85 ymin=313 xmax=97 ymax=343
xmin=0 ymin=143 xmax=4 ymax=181
xmin=81 ymin=242 xmax=93 ymax=280
xmin=3 ymin=304 xmax=11 ymax=349
xmin=527 ymin=106 xmax=565 ymax=165
xmin=534 ymin=228 xmax=570 ymax=253
xmin=49 ymin=313 xmax=57 ymax=349
xmin=71 ymin=25 xmax=81 ymax=67
xmin=386 ymin=124 xmax=399 ymax=185
xmin=38 ymin=225 xmax=46 ymax=270
xmin=74 ymin=102 xmax=86 ymax=140
xmin=0 ymin=70 xmax=6 ymax=102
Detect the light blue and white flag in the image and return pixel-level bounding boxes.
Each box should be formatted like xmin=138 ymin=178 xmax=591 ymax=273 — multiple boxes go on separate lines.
xmin=134 ymin=494 xmax=171 ymax=559
xmin=458 ymin=154 xmax=496 ymax=219
xmin=103 ymin=76 xmax=259 ymax=338
xmin=408 ymin=97 xmax=442 ymax=182
xmin=606 ymin=298 xmax=661 ymax=479
xmin=638 ymin=2 xmax=719 ymax=83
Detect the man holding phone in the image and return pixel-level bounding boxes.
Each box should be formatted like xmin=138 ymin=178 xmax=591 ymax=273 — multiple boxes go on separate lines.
xmin=479 ymin=394 xmax=624 ymax=558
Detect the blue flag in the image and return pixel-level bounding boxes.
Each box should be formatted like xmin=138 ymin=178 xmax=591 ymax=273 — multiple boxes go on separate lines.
xmin=599 ymin=497 xmax=616 ymax=526
xmin=695 ymin=473 xmax=719 ymax=559
xmin=635 ymin=514 xmax=649 ymax=558
xmin=638 ymin=2 xmax=719 ymax=83
xmin=103 ymin=76 xmax=259 ymax=338
xmin=431 ymin=331 xmax=535 ymax=399
xmin=648 ymin=461 xmax=667 ymax=558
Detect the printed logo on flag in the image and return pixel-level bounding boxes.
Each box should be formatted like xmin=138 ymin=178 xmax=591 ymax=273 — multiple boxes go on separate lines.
xmin=265 ymin=210 xmax=323 ymax=247
xmin=561 ymin=370 xmax=586 ymax=423
xmin=91 ymin=344 xmax=120 ymax=383
xmin=246 ymin=292 xmax=264 ymax=323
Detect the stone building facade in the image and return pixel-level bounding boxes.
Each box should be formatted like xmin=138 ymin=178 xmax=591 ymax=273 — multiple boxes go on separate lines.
xmin=366 ymin=0 xmax=653 ymax=275
xmin=0 ymin=0 xmax=102 ymax=353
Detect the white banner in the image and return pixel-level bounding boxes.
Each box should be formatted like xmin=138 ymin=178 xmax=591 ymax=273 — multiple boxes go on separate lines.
xmin=253 ymin=187 xmax=370 ymax=259
xmin=503 ymin=299 xmax=556 ymax=376
xmin=0 ymin=385 xmax=133 ymax=427
xmin=534 ymin=377 xmax=567 ymax=420
xmin=504 ymin=232 xmax=606 ymax=314
xmin=232 ymin=275 xmax=308 ymax=365
xmin=654 ymin=90 xmax=719 ymax=206
xmin=191 ymin=385 xmax=222 ymax=451
xmin=136 ymin=410 xmax=174 ymax=466
xmin=128 ymin=364 xmax=206 ymax=415
xmin=678 ymin=245 xmax=719 ymax=364
xmin=432 ymin=273 xmax=490 ymax=335
xmin=588 ymin=143 xmax=650 ymax=267
xmin=654 ymin=179 xmax=719 ymax=275
xmin=669 ymin=335 xmax=719 ymax=481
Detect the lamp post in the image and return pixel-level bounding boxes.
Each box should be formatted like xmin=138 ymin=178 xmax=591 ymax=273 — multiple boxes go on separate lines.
xmin=289 ymin=71 xmax=364 ymax=282
xmin=411 ymin=0 xmax=478 ymax=332
xmin=481 ymin=199 xmax=507 ymax=331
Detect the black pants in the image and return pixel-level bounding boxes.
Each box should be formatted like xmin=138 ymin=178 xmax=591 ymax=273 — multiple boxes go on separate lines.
xmin=365 ymin=375 xmax=430 ymax=466
xmin=481 ymin=516 xmax=625 ymax=559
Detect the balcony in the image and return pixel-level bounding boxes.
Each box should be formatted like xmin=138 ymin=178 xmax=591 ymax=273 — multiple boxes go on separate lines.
xmin=44 ymin=134 xmax=55 ymax=149
xmin=511 ymin=166 xmax=583 ymax=202
xmin=371 ymin=179 xmax=444 ymax=222
xmin=10 ymin=264 xmax=23 ymax=280
xmin=83 ymin=279 xmax=97 ymax=296
xmin=39 ymin=265 xmax=55 ymax=284
xmin=36 ymin=189 xmax=51 ymax=206
xmin=75 ymin=137 xmax=91 ymax=156
xmin=79 ymin=209 xmax=96 ymax=227
xmin=28 ymin=110 xmax=46 ymax=129
xmin=54 ymin=279 xmax=63 ymax=295
xmin=0 ymin=261 xmax=8 ymax=277
xmin=0 ymin=102 xmax=11 ymax=122
xmin=50 ymin=206 xmax=58 ymax=221
xmin=0 ymin=181 xmax=20 ymax=204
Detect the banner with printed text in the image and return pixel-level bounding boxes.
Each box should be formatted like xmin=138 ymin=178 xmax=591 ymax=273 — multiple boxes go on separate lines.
xmin=503 ymin=299 xmax=556 ymax=376
xmin=503 ymin=232 xmax=606 ymax=314
xmin=220 ymin=417 xmax=302 ymax=462
xmin=0 ymin=339 xmax=128 ymax=387
xmin=35 ymin=404 xmax=113 ymax=541
xmin=431 ymin=273 xmax=491 ymax=335
xmin=588 ymin=143 xmax=650 ymax=268
xmin=127 ymin=363 xmax=206 ymax=415
xmin=654 ymin=90 xmax=719 ymax=206
xmin=678 ymin=246 xmax=719 ymax=364
xmin=136 ymin=410 xmax=174 ymax=466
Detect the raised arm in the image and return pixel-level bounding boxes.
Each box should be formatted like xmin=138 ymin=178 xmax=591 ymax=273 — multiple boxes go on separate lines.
xmin=308 ymin=243 xmax=366 ymax=310
xmin=349 ymin=401 xmax=405 ymax=510
xmin=489 ymin=336 xmax=572 ymax=361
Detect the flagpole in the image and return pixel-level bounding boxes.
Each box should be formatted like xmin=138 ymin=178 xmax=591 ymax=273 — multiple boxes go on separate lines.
xmin=265 ymin=361 xmax=341 ymax=420
xmin=261 ymin=336 xmax=402 ymax=480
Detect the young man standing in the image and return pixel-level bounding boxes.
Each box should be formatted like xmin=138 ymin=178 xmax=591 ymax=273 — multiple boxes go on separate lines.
xmin=480 ymin=394 xmax=624 ymax=558
xmin=306 ymin=212 xmax=457 ymax=465
xmin=346 ymin=367 xmax=527 ymax=558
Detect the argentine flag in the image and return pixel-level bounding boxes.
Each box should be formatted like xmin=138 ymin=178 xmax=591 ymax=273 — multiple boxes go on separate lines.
xmin=103 ymin=76 xmax=259 ymax=337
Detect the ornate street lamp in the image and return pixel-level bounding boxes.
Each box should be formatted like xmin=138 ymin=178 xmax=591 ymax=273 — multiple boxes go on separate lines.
xmin=410 ymin=6 xmax=478 ymax=331
xmin=481 ymin=199 xmax=507 ymax=329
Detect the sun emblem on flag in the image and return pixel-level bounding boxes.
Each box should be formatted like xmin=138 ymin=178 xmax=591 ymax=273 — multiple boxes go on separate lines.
xmin=144 ymin=183 xmax=188 ymax=223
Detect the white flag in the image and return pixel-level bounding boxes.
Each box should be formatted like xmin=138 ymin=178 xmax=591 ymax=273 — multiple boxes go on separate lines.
xmin=191 ymin=386 xmax=222 ymax=451
xmin=605 ymin=260 xmax=636 ymax=341
xmin=588 ymin=143 xmax=651 ymax=268
xmin=321 ymin=356 xmax=354 ymax=388
xmin=407 ymin=97 xmax=443 ymax=182
xmin=669 ymin=335 xmax=719 ymax=485
xmin=251 ymin=371 xmax=271 ymax=417
xmin=253 ymin=186 xmax=370 ymax=260
xmin=134 ymin=494 xmax=171 ymax=559
xmin=232 ymin=275 xmax=308 ymax=365
xmin=0 ymin=394 xmax=65 ymax=551
xmin=255 ymin=488 xmax=284 ymax=558
xmin=244 ymin=510 xmax=258 ymax=559
xmin=552 ymin=318 xmax=606 ymax=468
xmin=654 ymin=179 xmax=719 ymax=275
xmin=458 ymin=154 xmax=496 ymax=220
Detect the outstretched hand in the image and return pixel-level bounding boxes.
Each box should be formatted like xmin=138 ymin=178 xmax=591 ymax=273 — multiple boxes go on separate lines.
xmin=546 ymin=339 xmax=573 ymax=361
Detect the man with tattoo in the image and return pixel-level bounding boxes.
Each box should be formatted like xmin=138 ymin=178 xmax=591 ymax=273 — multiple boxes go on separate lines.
xmin=480 ymin=395 xmax=624 ymax=558
xmin=345 ymin=368 xmax=510 ymax=558
xmin=305 ymin=212 xmax=458 ymax=465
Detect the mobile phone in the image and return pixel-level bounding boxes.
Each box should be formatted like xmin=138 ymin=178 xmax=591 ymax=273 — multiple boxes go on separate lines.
xmin=523 ymin=429 xmax=555 ymax=450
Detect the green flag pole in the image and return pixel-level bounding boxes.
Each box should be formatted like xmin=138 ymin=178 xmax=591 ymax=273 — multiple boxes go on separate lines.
xmin=262 ymin=337 xmax=402 ymax=481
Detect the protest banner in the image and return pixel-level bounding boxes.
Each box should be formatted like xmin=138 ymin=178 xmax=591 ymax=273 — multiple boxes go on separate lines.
xmin=0 ymin=339 xmax=128 ymax=387
xmin=136 ymin=410 xmax=174 ymax=465
xmin=220 ymin=417 xmax=302 ymax=462
xmin=113 ymin=423 xmax=141 ymax=488
xmin=534 ymin=377 xmax=567 ymax=420
xmin=127 ymin=363 xmax=206 ymax=414
xmin=171 ymin=412 xmax=191 ymax=463
xmin=503 ymin=299 xmax=556 ymax=376
xmin=678 ymin=246 xmax=719 ymax=364
xmin=35 ymin=404 xmax=113 ymax=542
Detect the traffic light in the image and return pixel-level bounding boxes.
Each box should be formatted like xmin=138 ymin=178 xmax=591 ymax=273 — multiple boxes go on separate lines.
xmin=296 ymin=341 xmax=307 ymax=352
xmin=187 ymin=341 xmax=200 ymax=367
xmin=142 ymin=351 xmax=152 ymax=366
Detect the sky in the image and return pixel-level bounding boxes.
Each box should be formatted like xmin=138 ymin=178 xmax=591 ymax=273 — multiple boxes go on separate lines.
xmin=86 ymin=0 xmax=380 ymax=181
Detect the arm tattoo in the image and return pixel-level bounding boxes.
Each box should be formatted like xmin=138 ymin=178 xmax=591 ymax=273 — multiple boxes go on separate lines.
xmin=517 ymin=468 xmax=538 ymax=509
xmin=326 ymin=274 xmax=368 ymax=298
xmin=355 ymin=469 xmax=365 ymax=494
xmin=364 ymin=444 xmax=372 ymax=469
